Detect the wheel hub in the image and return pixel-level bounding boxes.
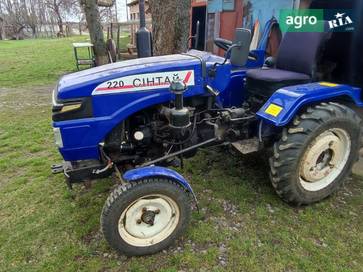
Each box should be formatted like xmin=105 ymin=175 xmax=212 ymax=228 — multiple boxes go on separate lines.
xmin=299 ymin=128 xmax=351 ymax=191
xmin=315 ymin=149 xmax=333 ymax=170
xmin=140 ymin=209 xmax=158 ymax=225
xmin=118 ymin=195 xmax=179 ymax=246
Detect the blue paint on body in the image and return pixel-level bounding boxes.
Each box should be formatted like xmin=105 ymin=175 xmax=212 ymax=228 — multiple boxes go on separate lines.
xmin=257 ymin=83 xmax=363 ymax=126
xmin=53 ymin=48 xmax=363 ymax=163
xmin=123 ymin=166 xmax=194 ymax=193
xmin=53 ymin=50 xmax=262 ymax=161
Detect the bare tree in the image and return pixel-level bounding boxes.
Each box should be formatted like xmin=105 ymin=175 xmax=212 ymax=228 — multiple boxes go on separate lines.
xmin=0 ymin=0 xmax=107 ymax=43
xmin=149 ymin=0 xmax=190 ymax=55
xmin=0 ymin=1 xmax=6 ymax=40
xmin=0 ymin=16 xmax=5 ymax=40
xmin=3 ymin=0 xmax=28 ymax=39
xmin=44 ymin=0 xmax=74 ymax=34
xmin=73 ymin=11 xmax=85 ymax=35
xmin=48 ymin=0 xmax=63 ymax=33
xmin=1 ymin=0 xmax=82 ymax=39
xmin=35 ymin=0 xmax=49 ymax=37
xmin=23 ymin=0 xmax=39 ymax=37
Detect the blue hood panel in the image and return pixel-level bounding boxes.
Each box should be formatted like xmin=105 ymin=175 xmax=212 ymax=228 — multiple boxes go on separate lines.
xmin=58 ymin=53 xmax=204 ymax=100
xmin=53 ymin=50 xmax=232 ymax=161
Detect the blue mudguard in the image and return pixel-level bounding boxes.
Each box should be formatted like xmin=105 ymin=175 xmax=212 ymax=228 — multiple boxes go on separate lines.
xmin=123 ymin=166 xmax=198 ymax=204
xmin=257 ymin=82 xmax=363 ymax=127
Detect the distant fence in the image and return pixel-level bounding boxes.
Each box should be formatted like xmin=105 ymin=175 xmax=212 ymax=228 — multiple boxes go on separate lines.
xmin=1 ymin=19 xmax=153 ymax=43
xmin=1 ymin=22 xmax=90 ymax=40
xmin=106 ymin=19 xmax=152 ymax=48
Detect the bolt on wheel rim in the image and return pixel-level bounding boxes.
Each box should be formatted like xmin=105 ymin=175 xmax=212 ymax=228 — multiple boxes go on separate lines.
xmin=299 ymin=128 xmax=351 ymax=192
xmin=118 ymin=194 xmax=180 ymax=247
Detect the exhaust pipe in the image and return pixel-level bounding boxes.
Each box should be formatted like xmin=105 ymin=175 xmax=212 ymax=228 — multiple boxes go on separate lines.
xmin=136 ymin=0 xmax=153 ymax=57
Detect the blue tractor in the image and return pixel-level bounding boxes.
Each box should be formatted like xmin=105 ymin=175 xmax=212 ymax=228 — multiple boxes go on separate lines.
xmin=51 ymin=2 xmax=363 ymax=256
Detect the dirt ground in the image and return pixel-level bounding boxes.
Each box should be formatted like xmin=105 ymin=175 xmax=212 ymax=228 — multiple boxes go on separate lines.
xmin=353 ymin=150 xmax=363 ymax=176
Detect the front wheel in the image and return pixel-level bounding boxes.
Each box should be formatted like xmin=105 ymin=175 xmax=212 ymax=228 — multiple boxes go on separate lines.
xmin=101 ymin=178 xmax=191 ymax=256
xmin=270 ymin=102 xmax=362 ymax=205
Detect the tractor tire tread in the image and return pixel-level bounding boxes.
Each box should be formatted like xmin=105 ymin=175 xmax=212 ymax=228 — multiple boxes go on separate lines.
xmin=269 ymin=102 xmax=362 ymax=205
xmin=101 ymin=177 xmax=191 ymax=256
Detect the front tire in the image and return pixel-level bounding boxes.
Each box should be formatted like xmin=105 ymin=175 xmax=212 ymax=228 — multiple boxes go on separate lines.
xmin=269 ymin=102 xmax=362 ymax=205
xmin=101 ymin=178 xmax=191 ymax=256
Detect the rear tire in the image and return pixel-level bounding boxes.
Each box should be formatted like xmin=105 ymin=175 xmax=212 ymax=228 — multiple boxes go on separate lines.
xmin=269 ymin=102 xmax=362 ymax=205
xmin=101 ymin=178 xmax=191 ymax=256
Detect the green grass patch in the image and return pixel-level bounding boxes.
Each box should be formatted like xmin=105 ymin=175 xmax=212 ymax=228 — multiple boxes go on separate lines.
xmin=0 ymin=36 xmax=129 ymax=88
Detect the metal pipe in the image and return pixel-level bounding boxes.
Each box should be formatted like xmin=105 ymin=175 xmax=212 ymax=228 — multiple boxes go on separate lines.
xmin=136 ymin=0 xmax=152 ymax=57
xmin=175 ymin=93 xmax=183 ymax=110
xmin=139 ymin=0 xmax=146 ymax=28
xmin=141 ymin=137 xmax=218 ymax=166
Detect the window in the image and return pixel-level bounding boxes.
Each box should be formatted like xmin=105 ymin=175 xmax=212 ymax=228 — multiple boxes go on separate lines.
xmin=223 ymin=0 xmax=235 ymax=11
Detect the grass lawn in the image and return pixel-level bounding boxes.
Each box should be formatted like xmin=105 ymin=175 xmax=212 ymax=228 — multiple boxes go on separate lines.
xmin=0 ymin=35 xmax=128 ymax=88
xmin=0 ymin=38 xmax=362 ymax=272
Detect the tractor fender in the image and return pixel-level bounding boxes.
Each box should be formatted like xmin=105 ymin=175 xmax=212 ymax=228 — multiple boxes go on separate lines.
xmin=123 ymin=166 xmax=198 ymax=204
xmin=257 ymin=82 xmax=363 ymax=127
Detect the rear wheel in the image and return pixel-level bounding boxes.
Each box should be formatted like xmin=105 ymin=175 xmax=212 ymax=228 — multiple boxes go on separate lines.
xmin=101 ymin=178 xmax=191 ymax=256
xmin=269 ymin=102 xmax=362 ymax=205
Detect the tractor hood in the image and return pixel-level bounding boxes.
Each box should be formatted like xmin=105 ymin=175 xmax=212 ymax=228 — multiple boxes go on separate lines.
xmin=55 ymin=51 xmax=226 ymax=100
xmin=52 ymin=51 xmax=232 ymax=162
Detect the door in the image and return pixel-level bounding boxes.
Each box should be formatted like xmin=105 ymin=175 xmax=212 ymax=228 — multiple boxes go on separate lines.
xmin=191 ymin=5 xmax=207 ymax=50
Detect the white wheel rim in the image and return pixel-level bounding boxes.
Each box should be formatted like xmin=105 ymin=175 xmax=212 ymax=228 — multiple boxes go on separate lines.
xmin=299 ymin=128 xmax=351 ymax=192
xmin=118 ymin=194 xmax=180 ymax=247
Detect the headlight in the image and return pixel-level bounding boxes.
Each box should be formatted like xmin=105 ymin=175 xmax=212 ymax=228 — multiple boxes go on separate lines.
xmin=53 ymin=128 xmax=63 ymax=148
xmin=52 ymin=89 xmax=63 ymax=107
xmin=60 ymin=103 xmax=82 ymax=113
xmin=52 ymin=96 xmax=93 ymax=122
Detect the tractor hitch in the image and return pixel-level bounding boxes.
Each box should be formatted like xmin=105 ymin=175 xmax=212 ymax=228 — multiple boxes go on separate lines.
xmin=51 ymin=164 xmax=64 ymax=174
xmin=51 ymin=160 xmax=114 ymax=188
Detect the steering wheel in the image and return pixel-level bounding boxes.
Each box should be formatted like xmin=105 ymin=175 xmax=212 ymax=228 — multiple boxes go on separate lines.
xmin=214 ymin=38 xmax=259 ymax=61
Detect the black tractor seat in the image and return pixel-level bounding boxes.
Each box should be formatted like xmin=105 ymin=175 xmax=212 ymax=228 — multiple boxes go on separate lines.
xmin=246 ymin=29 xmax=331 ymax=98
xmin=246 ymin=68 xmax=311 ymax=97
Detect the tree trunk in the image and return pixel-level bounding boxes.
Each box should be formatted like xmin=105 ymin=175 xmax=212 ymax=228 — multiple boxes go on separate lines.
xmin=0 ymin=20 xmax=5 ymax=40
xmin=16 ymin=25 xmax=25 ymax=40
xmin=31 ymin=26 xmax=36 ymax=38
xmin=83 ymin=0 xmax=108 ymax=65
xmin=50 ymin=15 xmax=56 ymax=36
xmin=0 ymin=4 xmax=5 ymax=40
xmin=149 ymin=0 xmax=190 ymax=55
xmin=53 ymin=1 xmax=64 ymax=33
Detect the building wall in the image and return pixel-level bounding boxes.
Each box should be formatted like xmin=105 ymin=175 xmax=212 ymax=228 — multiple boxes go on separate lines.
xmin=242 ymin=0 xmax=295 ymax=30
xmin=218 ymin=0 xmax=243 ymax=55
xmin=129 ymin=2 xmax=152 ymax=21
xmin=192 ymin=0 xmax=207 ymax=5
xmin=203 ymin=0 xmax=244 ymax=55
xmin=128 ymin=1 xmax=152 ymax=47
xmin=193 ymin=0 xmax=301 ymax=55
xmin=299 ymin=0 xmax=312 ymax=8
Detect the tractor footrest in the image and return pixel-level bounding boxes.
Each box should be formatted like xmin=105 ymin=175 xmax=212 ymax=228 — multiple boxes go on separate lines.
xmin=232 ymin=138 xmax=260 ymax=154
xmin=51 ymin=160 xmax=113 ymax=184
xmin=65 ymin=160 xmax=113 ymax=183
xmin=77 ymin=59 xmax=94 ymax=65
xmin=51 ymin=164 xmax=64 ymax=174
